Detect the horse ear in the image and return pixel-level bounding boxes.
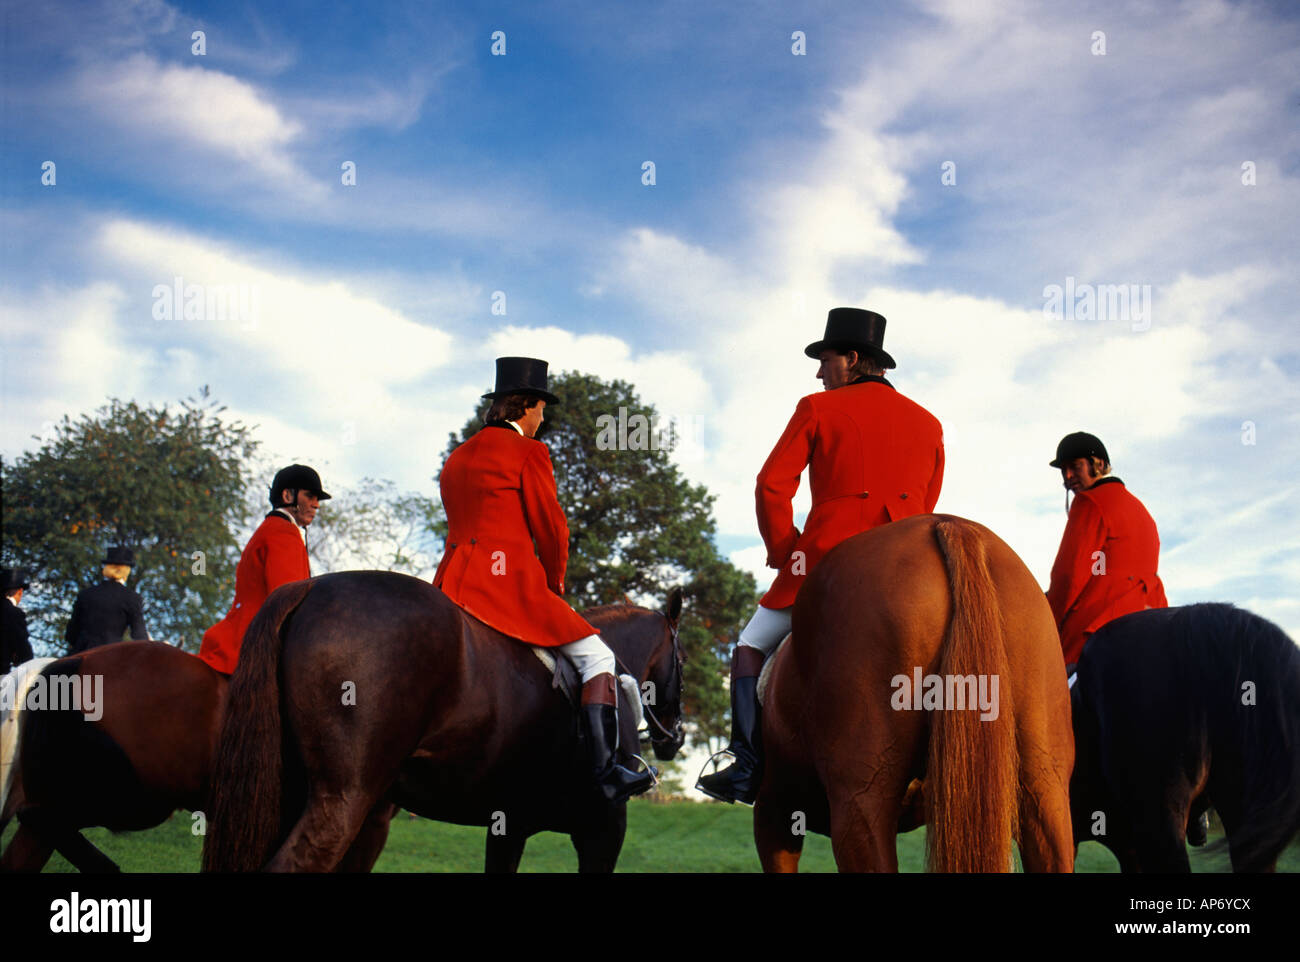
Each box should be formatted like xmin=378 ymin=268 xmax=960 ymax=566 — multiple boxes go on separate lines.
xmin=666 ymin=585 xmax=683 ymax=623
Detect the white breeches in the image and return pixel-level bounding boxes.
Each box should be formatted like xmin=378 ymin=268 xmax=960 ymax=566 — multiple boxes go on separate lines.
xmin=737 ymin=605 xmax=793 ymax=655
xmin=557 ymin=633 xmax=616 ymax=682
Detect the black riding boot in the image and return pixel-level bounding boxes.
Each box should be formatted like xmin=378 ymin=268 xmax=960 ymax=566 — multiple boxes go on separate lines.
xmin=697 ymin=664 xmax=764 ymax=805
xmin=583 ymin=704 xmax=655 ymax=803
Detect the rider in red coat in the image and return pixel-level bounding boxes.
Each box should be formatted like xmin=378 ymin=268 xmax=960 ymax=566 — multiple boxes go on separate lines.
xmin=433 ymin=357 xmax=653 ymax=803
xmin=434 ymin=417 xmax=595 ymax=651
xmin=699 ymin=308 xmax=945 ymax=804
xmin=198 ymin=465 xmax=328 ymax=675
xmin=1045 ymin=432 xmax=1167 ymax=670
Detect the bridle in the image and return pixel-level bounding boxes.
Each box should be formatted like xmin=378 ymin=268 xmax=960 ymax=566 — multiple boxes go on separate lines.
xmin=614 ymin=611 xmax=684 ymax=746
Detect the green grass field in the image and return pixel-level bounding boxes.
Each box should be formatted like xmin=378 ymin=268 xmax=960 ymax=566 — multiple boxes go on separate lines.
xmin=5 ymin=801 xmax=1292 ymax=872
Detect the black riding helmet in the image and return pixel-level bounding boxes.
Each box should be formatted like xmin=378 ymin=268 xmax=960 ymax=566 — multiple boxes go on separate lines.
xmin=1049 ymin=432 xmax=1109 ymax=469
xmin=269 ymin=464 xmax=332 ymax=507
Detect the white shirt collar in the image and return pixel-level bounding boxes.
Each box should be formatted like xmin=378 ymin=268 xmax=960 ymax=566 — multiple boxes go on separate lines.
xmin=506 ymin=420 xmax=525 ymax=436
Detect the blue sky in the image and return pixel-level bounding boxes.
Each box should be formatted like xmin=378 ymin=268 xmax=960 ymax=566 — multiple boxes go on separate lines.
xmin=2 ymin=0 xmax=1298 ymax=638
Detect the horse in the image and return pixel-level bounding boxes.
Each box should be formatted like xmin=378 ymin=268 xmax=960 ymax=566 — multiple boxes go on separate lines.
xmin=202 ymin=571 xmax=685 ymax=872
xmin=1069 ymin=603 xmax=1300 ymax=872
xmin=1 ymin=642 xmax=228 ymax=872
xmin=751 ymin=514 xmax=1075 ymax=872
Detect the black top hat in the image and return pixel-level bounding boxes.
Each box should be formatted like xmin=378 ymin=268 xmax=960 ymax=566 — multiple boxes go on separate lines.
xmin=1 ymin=567 xmax=30 ymax=592
xmin=101 ymin=546 xmax=136 ymax=567
xmin=482 ymin=357 xmax=560 ymax=405
xmin=804 ymin=308 xmax=896 ymax=370
xmin=270 ymin=464 xmax=332 ymax=505
xmin=1049 ymin=432 xmax=1110 ymax=468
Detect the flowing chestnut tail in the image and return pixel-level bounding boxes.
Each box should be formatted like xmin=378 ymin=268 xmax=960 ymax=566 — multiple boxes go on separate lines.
xmin=926 ymin=519 xmax=1018 ymax=873
xmin=202 ymin=580 xmax=313 ymax=872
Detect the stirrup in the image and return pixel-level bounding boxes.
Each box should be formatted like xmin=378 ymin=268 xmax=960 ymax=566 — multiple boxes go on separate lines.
xmin=628 ymin=753 xmax=661 ymax=789
xmin=695 ymin=749 xmax=744 ymax=804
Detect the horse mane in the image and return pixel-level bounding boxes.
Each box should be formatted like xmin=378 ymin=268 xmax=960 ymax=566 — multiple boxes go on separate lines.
xmin=582 ymin=602 xmax=645 ymax=624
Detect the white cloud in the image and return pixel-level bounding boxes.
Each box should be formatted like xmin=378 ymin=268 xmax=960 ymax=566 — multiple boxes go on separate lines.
xmin=73 ymin=54 xmax=317 ymax=194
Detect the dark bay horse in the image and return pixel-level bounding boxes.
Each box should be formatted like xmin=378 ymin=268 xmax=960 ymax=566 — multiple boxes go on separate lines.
xmin=753 ymin=514 xmax=1075 ymax=872
xmin=1070 ymin=603 xmax=1300 ymax=872
xmin=1 ymin=642 xmax=227 ymax=872
xmin=203 ymin=571 xmax=684 ymax=872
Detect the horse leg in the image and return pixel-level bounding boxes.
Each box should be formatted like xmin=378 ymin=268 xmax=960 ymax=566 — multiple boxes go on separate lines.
xmin=337 ymin=801 xmax=398 ymax=872
xmin=486 ymin=828 xmax=529 ymax=873
xmin=570 ymin=801 xmax=627 ymax=873
xmin=754 ymin=795 xmax=805 ymax=872
xmin=1212 ymin=798 xmax=1281 ymax=872
xmin=826 ymin=780 xmax=903 ymax=872
xmin=1016 ymin=771 xmax=1075 ymax=872
xmin=1130 ymin=799 xmax=1191 ymax=872
xmin=264 ymin=789 xmax=377 ymax=872
xmin=0 ymin=823 xmax=54 ymax=873
xmin=11 ymin=809 xmax=119 ymax=873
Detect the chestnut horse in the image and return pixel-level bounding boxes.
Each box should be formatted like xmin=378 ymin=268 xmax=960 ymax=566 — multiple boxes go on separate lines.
xmin=203 ymin=571 xmax=684 ymax=872
xmin=1 ymin=642 xmax=226 ymax=873
xmin=1070 ymin=603 xmax=1300 ymax=871
xmin=753 ymin=514 xmax=1075 ymax=872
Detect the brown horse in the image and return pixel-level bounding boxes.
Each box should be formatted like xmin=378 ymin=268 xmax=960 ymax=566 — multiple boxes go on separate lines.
xmin=1 ymin=642 xmax=227 ymax=872
xmin=753 ymin=514 xmax=1075 ymax=872
xmin=202 ymin=571 xmax=685 ymax=872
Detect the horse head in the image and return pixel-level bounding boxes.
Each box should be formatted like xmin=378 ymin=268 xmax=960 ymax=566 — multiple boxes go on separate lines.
xmin=586 ymin=586 xmax=687 ymax=762
xmin=645 ymin=586 xmax=687 ymax=761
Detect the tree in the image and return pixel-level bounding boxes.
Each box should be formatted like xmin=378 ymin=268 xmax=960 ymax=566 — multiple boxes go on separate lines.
xmin=1 ymin=388 xmax=259 ymax=654
xmin=439 ymin=371 xmax=757 ymax=741
xmin=309 ymin=477 xmax=442 ymax=578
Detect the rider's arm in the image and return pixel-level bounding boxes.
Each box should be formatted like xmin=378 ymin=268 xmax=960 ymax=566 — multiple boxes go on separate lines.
xmin=756 ymin=397 xmax=816 ymax=568
xmin=127 ymin=591 xmax=149 ymax=641
xmin=521 ymin=443 xmax=570 ymax=596
xmin=1046 ymin=495 xmax=1107 ymax=625
xmin=65 ymin=592 xmax=83 ymax=652
xmin=924 ymin=430 xmax=945 ymax=513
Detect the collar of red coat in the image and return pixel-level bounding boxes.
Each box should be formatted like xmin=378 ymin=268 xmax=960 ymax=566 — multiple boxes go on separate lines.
xmin=484 ymin=422 xmax=532 ymax=437
xmin=1089 ymin=477 xmax=1125 ymax=490
xmin=850 ymin=374 xmax=894 ymax=389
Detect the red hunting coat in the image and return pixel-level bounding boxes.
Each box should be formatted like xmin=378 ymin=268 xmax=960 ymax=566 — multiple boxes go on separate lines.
xmin=758 ymin=376 xmax=945 ymax=609
xmin=1046 ymin=477 xmax=1168 ymax=665
xmin=433 ymin=424 xmax=597 ymax=648
xmin=199 ymin=511 xmax=310 ymax=675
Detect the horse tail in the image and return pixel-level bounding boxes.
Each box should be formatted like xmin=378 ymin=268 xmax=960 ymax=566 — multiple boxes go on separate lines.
xmin=926 ymin=518 xmax=1018 ymax=873
xmin=203 ymin=580 xmax=313 ymax=872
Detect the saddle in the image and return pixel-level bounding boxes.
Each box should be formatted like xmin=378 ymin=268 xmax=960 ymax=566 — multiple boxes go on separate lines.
xmin=530 ymin=646 xmax=644 ymax=730
xmin=756 ymin=634 xmax=793 ymax=706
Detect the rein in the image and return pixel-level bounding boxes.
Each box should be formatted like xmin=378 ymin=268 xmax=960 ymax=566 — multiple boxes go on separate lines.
xmin=613 ymin=613 xmax=682 ymax=744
